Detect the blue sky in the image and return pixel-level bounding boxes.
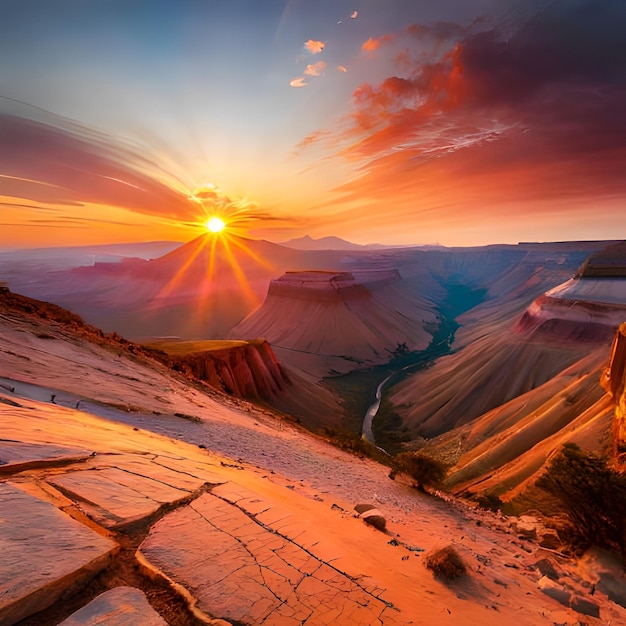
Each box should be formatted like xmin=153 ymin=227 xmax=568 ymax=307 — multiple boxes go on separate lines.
xmin=2 ymin=0 xmax=626 ymax=247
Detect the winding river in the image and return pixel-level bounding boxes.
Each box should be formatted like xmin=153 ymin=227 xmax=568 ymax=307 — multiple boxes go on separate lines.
xmin=360 ymin=283 xmax=485 ymax=450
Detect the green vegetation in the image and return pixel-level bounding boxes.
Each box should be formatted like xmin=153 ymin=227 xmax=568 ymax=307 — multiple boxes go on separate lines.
xmin=320 ymin=427 xmax=390 ymax=464
xmin=393 ymin=451 xmax=449 ymax=491
xmin=372 ymin=398 xmax=411 ymax=454
xmin=537 ymin=443 xmax=626 ymax=561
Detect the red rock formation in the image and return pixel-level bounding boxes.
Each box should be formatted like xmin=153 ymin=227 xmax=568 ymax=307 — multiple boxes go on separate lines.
xmin=516 ymin=249 xmax=626 ymax=343
xmin=230 ymin=269 xmax=436 ymax=373
xmin=601 ymin=323 xmax=626 ymax=465
xmin=167 ymin=340 xmax=290 ymax=401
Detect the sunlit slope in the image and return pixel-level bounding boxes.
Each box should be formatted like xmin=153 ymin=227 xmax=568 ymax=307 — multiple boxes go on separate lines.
xmin=0 ymin=289 xmax=344 ymax=429
xmin=420 ymin=348 xmax=613 ymax=500
xmin=391 ymin=335 xmax=595 ymax=438
xmin=230 ymin=270 xmax=438 ymax=374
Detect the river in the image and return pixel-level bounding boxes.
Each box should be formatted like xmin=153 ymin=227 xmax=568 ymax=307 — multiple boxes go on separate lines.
xmin=359 ymin=283 xmax=486 ymax=451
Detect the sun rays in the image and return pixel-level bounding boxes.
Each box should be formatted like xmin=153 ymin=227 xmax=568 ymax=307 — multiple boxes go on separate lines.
xmin=149 ymin=211 xmax=275 ymax=335
xmin=205 ymin=216 xmax=226 ymax=233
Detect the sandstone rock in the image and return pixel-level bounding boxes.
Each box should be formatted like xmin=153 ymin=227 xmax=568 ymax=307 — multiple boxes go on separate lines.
xmin=533 ymin=557 xmax=560 ymax=581
xmin=139 ymin=492 xmax=401 ymax=625
xmin=164 ymin=340 xmax=290 ymax=400
xmin=362 ymin=513 xmax=387 ymax=532
xmin=50 ymin=466 xmax=190 ymax=527
xmin=538 ymin=529 xmax=561 ymax=550
xmin=0 ymin=441 xmax=91 ymax=475
xmin=354 ymin=503 xmax=377 ymax=514
xmin=569 ymin=594 xmax=600 ymax=618
xmin=58 ymin=586 xmax=167 ymax=625
xmin=514 ymin=517 xmax=538 ymax=540
xmin=537 ymin=576 xmax=570 ymax=607
xmin=0 ymin=483 xmax=116 ymax=625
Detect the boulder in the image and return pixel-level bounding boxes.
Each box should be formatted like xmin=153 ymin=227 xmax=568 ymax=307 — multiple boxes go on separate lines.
xmin=537 ymin=576 xmax=570 ymax=607
xmin=569 ymin=595 xmax=600 ymax=618
xmin=533 ymin=557 xmax=560 ymax=581
xmin=59 ymin=587 xmax=167 ymax=625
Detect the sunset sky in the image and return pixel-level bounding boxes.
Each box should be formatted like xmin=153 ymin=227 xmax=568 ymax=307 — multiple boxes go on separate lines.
xmin=1 ymin=0 xmax=625 ymax=248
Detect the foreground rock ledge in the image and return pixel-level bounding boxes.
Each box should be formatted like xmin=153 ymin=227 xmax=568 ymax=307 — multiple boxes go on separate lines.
xmin=140 ymin=491 xmax=401 ymax=625
xmin=58 ymin=586 xmax=167 ymax=626
xmin=0 ymin=482 xmax=117 ymax=625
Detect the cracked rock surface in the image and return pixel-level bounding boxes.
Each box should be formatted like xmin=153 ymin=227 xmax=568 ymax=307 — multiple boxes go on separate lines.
xmin=141 ymin=491 xmax=400 ymax=625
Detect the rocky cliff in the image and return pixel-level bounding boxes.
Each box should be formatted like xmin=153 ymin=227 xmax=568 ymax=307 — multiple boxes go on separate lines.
xmin=151 ymin=339 xmax=290 ymax=401
xmin=517 ymin=242 xmax=626 ymax=342
xmin=601 ymin=322 xmax=626 ymax=465
xmin=230 ymin=269 xmax=437 ymax=375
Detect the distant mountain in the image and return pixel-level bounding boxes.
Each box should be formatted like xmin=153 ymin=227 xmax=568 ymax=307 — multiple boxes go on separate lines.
xmin=2 ymin=233 xmax=356 ymax=339
xmin=278 ymin=235 xmax=404 ymax=251
xmin=0 ymin=241 xmax=184 ymax=271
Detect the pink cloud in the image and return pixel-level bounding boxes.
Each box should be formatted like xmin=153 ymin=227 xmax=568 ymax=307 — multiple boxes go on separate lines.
xmin=290 ymin=77 xmax=307 ymax=88
xmin=304 ymin=39 xmax=325 ymax=54
xmin=0 ymin=114 xmax=193 ymax=220
xmin=361 ymin=34 xmax=393 ymax=54
xmin=338 ymin=65 xmax=347 ymax=73
xmin=299 ymin=2 xmax=626 ymax=236
xmin=304 ymin=61 xmax=327 ymax=77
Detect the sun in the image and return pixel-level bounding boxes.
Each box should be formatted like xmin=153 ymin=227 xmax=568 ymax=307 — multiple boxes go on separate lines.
xmin=205 ymin=216 xmax=226 ymax=233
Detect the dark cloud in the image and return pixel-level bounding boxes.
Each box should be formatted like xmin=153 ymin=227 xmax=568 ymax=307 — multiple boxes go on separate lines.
xmin=308 ymin=0 xmax=626 ymax=219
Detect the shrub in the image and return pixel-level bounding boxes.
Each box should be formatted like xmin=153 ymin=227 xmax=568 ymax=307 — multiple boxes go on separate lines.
xmin=393 ymin=451 xmax=448 ymax=490
xmin=537 ymin=443 xmax=626 ymax=561
xmin=321 ymin=427 xmax=387 ymax=462
xmin=475 ymin=492 xmax=503 ymax=512
xmin=425 ymin=545 xmax=467 ymax=580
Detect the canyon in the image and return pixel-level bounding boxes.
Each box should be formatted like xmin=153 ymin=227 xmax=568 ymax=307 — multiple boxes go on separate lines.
xmin=2 ymin=237 xmax=626 ymax=624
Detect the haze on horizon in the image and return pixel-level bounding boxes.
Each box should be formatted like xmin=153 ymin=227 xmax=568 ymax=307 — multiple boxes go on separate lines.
xmin=1 ymin=0 xmax=625 ymax=249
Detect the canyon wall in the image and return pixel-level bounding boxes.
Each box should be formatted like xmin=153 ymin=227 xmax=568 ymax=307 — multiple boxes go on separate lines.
xmin=231 ymin=269 xmax=437 ymax=375
xmin=517 ymin=242 xmax=626 ymax=342
xmin=601 ymin=322 xmax=626 ymax=466
xmin=164 ymin=340 xmax=290 ymax=401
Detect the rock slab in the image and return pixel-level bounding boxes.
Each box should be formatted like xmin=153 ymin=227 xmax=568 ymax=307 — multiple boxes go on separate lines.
xmin=0 ymin=483 xmax=117 ymax=625
xmin=58 ymin=586 xmax=167 ymax=625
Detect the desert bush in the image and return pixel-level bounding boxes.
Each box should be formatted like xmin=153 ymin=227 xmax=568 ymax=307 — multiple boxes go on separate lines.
xmin=393 ymin=451 xmax=448 ymax=490
xmin=425 ymin=545 xmax=467 ymax=580
xmin=321 ymin=427 xmax=387 ymax=461
xmin=537 ymin=443 xmax=626 ymax=561
xmin=475 ymin=492 xmax=503 ymax=512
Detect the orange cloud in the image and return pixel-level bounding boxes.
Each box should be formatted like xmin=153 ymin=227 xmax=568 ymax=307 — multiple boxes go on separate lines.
xmin=290 ymin=77 xmax=307 ymax=88
xmin=299 ymin=3 xmax=626 ymax=242
xmin=361 ymin=34 xmax=393 ymax=54
xmin=304 ymin=39 xmax=325 ymax=54
xmin=304 ymin=61 xmax=327 ymax=77
xmin=338 ymin=65 xmax=347 ymax=73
